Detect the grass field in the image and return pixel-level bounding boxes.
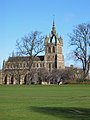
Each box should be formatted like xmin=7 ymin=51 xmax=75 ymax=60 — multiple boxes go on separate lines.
xmin=0 ymin=84 xmax=90 ymax=120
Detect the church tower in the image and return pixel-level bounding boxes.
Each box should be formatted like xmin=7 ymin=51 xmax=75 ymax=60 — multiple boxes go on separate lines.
xmin=44 ymin=20 xmax=65 ymax=71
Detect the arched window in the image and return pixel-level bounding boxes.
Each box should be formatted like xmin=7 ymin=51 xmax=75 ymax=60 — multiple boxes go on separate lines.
xmin=11 ymin=76 xmax=14 ymax=84
xmin=23 ymin=63 xmax=25 ymax=68
xmin=11 ymin=64 xmax=12 ymax=68
xmin=49 ymin=63 xmax=52 ymax=71
xmin=17 ymin=64 xmax=19 ymax=68
xmin=24 ymin=75 xmax=27 ymax=85
xmin=53 ymin=46 xmax=55 ymax=53
xmin=4 ymin=75 xmax=7 ymax=84
xmin=43 ymin=63 xmax=44 ymax=67
xmin=40 ymin=63 xmax=42 ymax=67
xmin=33 ymin=63 xmax=35 ymax=67
xmin=37 ymin=64 xmax=38 ymax=67
xmin=52 ymin=63 xmax=55 ymax=68
xmin=49 ymin=63 xmax=51 ymax=69
xmin=13 ymin=64 xmax=16 ymax=68
xmin=48 ymin=47 xmax=51 ymax=53
xmin=20 ymin=63 xmax=22 ymax=68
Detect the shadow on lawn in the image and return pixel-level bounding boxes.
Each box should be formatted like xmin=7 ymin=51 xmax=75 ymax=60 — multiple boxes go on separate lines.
xmin=30 ymin=106 xmax=90 ymax=120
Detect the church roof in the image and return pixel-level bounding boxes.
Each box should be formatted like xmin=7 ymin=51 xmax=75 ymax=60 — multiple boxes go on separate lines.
xmin=7 ymin=56 xmax=44 ymax=62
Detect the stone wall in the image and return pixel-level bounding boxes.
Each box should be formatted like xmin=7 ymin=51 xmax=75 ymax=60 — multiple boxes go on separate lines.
xmin=0 ymin=70 xmax=2 ymax=84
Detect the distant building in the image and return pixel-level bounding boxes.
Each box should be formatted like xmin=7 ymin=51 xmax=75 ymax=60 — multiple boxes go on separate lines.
xmin=2 ymin=20 xmax=65 ymax=84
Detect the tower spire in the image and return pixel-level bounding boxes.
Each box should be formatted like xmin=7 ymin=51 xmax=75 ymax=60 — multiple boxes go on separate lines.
xmin=53 ymin=18 xmax=55 ymax=27
xmin=51 ymin=18 xmax=56 ymax=35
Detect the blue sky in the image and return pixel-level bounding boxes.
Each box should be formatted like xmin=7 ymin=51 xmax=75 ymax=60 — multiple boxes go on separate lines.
xmin=0 ymin=0 xmax=90 ymax=68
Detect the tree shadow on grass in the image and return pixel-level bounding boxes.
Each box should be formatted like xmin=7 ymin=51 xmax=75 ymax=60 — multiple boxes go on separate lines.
xmin=30 ymin=106 xmax=90 ymax=120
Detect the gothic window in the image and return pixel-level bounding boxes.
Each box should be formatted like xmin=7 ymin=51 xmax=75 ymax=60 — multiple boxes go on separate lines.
xmin=11 ymin=76 xmax=14 ymax=84
xmin=27 ymin=63 xmax=29 ymax=67
xmin=17 ymin=64 xmax=19 ymax=68
xmin=13 ymin=64 xmax=16 ymax=68
xmin=49 ymin=63 xmax=51 ymax=71
xmin=4 ymin=75 xmax=7 ymax=84
xmin=33 ymin=63 xmax=35 ymax=67
xmin=52 ymin=63 xmax=55 ymax=68
xmin=11 ymin=64 xmax=12 ymax=68
xmin=24 ymin=75 xmax=27 ymax=85
xmin=48 ymin=47 xmax=51 ymax=53
xmin=37 ymin=63 xmax=38 ymax=67
xmin=23 ymin=63 xmax=25 ymax=68
xmin=43 ymin=63 xmax=44 ymax=67
xmin=53 ymin=46 xmax=55 ymax=53
xmin=20 ymin=63 xmax=22 ymax=68
xmin=49 ymin=63 xmax=51 ymax=69
xmin=40 ymin=63 xmax=42 ymax=67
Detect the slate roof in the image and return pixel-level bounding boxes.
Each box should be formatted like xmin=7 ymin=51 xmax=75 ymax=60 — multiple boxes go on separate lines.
xmin=7 ymin=56 xmax=44 ymax=62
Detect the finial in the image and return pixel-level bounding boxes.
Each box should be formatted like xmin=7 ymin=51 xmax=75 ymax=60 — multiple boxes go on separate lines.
xmin=3 ymin=59 xmax=5 ymax=68
xmin=53 ymin=15 xmax=55 ymax=27
xmin=52 ymin=16 xmax=56 ymax=34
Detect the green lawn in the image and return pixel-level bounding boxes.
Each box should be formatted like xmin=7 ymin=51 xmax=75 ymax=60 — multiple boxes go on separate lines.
xmin=0 ymin=85 xmax=90 ymax=120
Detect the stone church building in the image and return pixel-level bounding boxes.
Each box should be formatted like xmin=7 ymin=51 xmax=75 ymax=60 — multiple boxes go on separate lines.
xmin=2 ymin=21 xmax=65 ymax=84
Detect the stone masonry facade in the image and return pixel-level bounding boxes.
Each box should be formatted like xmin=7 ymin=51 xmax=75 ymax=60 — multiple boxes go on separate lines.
xmin=1 ymin=21 xmax=65 ymax=84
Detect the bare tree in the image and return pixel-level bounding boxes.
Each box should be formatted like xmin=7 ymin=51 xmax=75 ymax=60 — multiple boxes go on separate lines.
xmin=68 ymin=23 xmax=90 ymax=78
xmin=27 ymin=68 xmax=49 ymax=84
xmin=47 ymin=69 xmax=69 ymax=84
xmin=16 ymin=31 xmax=45 ymax=70
xmin=16 ymin=31 xmax=45 ymax=83
xmin=37 ymin=68 xmax=49 ymax=84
